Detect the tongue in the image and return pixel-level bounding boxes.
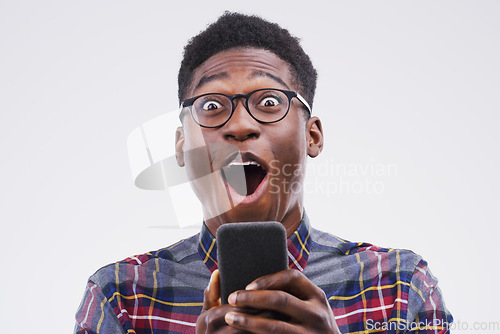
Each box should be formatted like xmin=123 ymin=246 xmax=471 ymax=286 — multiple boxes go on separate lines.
xmin=244 ymin=165 xmax=266 ymax=195
xmin=223 ymin=165 xmax=266 ymax=196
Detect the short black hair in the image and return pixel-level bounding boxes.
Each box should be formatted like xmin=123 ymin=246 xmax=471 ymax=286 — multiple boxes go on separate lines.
xmin=178 ymin=12 xmax=317 ymax=110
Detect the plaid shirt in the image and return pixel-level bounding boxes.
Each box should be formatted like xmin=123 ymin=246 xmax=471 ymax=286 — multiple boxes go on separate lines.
xmin=75 ymin=214 xmax=452 ymax=333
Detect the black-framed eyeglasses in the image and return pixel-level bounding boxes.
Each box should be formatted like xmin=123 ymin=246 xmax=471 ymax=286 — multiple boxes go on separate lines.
xmin=179 ymin=88 xmax=312 ymax=128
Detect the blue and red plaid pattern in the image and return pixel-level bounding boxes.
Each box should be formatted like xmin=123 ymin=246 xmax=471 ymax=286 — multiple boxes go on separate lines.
xmin=75 ymin=214 xmax=452 ymax=333
xmin=197 ymin=219 xmax=311 ymax=273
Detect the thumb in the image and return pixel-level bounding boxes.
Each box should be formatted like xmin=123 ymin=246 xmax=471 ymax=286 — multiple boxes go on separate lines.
xmin=203 ymin=269 xmax=221 ymax=311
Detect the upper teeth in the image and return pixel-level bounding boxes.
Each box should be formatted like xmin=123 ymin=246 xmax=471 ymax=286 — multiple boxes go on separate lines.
xmin=228 ymin=161 xmax=261 ymax=167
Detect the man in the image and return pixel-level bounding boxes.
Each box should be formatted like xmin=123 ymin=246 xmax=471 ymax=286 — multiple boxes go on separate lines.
xmin=75 ymin=12 xmax=452 ymax=333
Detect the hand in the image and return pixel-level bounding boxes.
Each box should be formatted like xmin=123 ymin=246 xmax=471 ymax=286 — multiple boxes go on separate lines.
xmin=224 ymin=269 xmax=341 ymax=334
xmin=196 ymin=270 xmax=248 ymax=333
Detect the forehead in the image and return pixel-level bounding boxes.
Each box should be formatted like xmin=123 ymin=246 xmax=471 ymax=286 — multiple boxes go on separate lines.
xmin=188 ymin=48 xmax=294 ymax=97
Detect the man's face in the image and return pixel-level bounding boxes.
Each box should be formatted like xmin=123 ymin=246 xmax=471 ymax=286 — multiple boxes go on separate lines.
xmin=176 ymin=47 xmax=323 ymax=234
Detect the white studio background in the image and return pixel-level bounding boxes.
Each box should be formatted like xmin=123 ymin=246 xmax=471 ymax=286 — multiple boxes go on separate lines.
xmin=1 ymin=1 xmax=498 ymax=333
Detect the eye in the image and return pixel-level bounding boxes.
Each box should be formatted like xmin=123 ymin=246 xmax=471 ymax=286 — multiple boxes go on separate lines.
xmin=259 ymin=96 xmax=281 ymax=107
xmin=202 ymin=101 xmax=222 ymax=110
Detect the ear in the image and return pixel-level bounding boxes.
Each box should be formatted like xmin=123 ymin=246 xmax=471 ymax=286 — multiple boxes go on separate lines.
xmin=306 ymin=116 xmax=324 ymax=158
xmin=175 ymin=126 xmax=185 ymax=167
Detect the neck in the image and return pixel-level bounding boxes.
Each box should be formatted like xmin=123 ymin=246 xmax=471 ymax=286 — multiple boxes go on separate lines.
xmin=204 ymin=203 xmax=303 ymax=238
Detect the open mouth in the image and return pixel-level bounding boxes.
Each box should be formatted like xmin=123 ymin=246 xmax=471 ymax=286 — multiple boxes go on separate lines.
xmin=222 ymin=161 xmax=268 ymax=196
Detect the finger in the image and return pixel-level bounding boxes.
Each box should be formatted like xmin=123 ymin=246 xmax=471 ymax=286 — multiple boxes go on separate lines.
xmin=246 ymin=269 xmax=325 ymax=301
xmin=197 ymin=304 xmax=237 ymax=332
xmin=202 ymin=269 xmax=221 ymax=311
xmin=228 ymin=289 xmax=309 ymax=323
xmin=225 ymin=311 xmax=302 ymax=334
xmin=217 ymin=326 xmax=248 ymax=334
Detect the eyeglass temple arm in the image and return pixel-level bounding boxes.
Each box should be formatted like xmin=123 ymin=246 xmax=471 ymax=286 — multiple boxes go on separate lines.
xmin=295 ymin=93 xmax=312 ymax=114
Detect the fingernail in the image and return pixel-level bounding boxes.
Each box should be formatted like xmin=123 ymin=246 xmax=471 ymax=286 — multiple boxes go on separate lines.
xmin=246 ymin=282 xmax=257 ymax=290
xmin=207 ymin=275 xmax=213 ymax=292
xmin=228 ymin=292 xmax=237 ymax=305
xmin=225 ymin=312 xmax=236 ymax=325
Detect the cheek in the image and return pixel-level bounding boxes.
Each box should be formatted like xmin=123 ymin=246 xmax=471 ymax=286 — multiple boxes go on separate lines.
xmin=183 ymin=123 xmax=208 ymax=150
xmin=271 ymin=126 xmax=308 ymax=163
xmin=182 ymin=124 xmax=238 ymax=180
xmin=270 ymin=137 xmax=308 ymax=182
xmin=182 ymin=123 xmax=214 ymax=181
xmin=183 ymin=119 xmax=224 ymax=152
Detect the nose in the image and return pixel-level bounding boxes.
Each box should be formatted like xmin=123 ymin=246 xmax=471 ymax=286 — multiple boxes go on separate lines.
xmin=221 ymin=99 xmax=260 ymax=141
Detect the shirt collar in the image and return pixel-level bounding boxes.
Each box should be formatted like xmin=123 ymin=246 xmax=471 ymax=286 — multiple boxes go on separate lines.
xmin=197 ymin=213 xmax=312 ymax=273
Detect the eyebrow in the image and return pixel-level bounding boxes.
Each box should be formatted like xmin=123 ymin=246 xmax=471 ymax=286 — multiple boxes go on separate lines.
xmin=248 ymin=71 xmax=290 ymax=89
xmin=194 ymin=72 xmax=229 ymax=91
xmin=193 ymin=70 xmax=290 ymax=92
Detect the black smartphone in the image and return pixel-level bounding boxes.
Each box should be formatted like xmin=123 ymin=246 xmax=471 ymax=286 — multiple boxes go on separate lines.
xmin=216 ymin=221 xmax=288 ymax=304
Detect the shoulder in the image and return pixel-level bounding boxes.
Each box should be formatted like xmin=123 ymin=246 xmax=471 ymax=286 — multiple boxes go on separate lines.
xmin=76 ymin=234 xmax=207 ymax=333
xmin=122 ymin=233 xmax=200 ymax=265
xmin=309 ymin=227 xmax=423 ymax=277
xmin=307 ymin=228 xmax=454 ymax=326
xmin=88 ymin=233 xmax=202 ymax=289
